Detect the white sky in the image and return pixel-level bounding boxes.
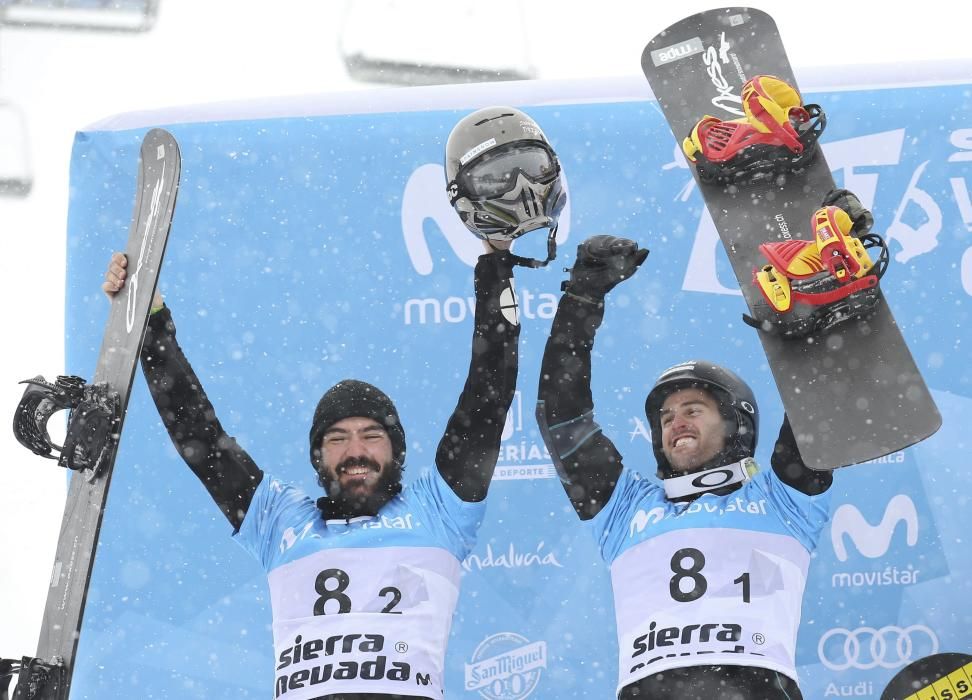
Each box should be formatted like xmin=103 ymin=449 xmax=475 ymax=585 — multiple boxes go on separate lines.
xmin=1 ymin=0 xmax=970 ymax=662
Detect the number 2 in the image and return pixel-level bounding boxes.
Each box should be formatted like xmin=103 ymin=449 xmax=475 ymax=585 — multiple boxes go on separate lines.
xmin=379 ymin=586 xmax=403 ymax=614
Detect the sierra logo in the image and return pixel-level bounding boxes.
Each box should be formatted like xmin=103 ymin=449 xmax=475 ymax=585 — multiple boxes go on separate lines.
xmin=631 ymin=621 xmax=742 ymax=658
xmin=650 ymin=37 xmax=704 ymax=66
xmin=274 ymin=633 xmax=422 ymax=695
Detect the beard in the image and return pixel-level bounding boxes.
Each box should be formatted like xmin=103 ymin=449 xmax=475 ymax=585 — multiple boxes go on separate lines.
xmin=317 ymin=455 xmax=403 ymax=519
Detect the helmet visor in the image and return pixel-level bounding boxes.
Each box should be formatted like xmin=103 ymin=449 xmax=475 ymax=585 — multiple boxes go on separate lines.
xmin=456 ymin=143 xmax=558 ymax=200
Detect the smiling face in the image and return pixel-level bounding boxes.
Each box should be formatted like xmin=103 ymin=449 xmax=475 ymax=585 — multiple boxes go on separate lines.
xmin=316 ymin=416 xmax=400 ymax=515
xmin=659 ymin=388 xmax=728 ymax=474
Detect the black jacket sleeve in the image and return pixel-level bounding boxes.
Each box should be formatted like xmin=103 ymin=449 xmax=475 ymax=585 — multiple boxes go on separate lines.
xmin=140 ymin=307 xmax=264 ymax=529
xmin=771 ymin=414 xmax=833 ymax=495
xmin=535 ymin=295 xmax=624 ymax=520
xmin=435 ymin=253 xmax=521 ymax=502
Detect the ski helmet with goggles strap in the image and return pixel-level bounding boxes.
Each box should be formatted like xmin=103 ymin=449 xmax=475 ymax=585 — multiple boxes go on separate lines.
xmin=445 ymin=106 xmax=566 ymax=268
xmin=645 ymin=360 xmax=759 ymax=487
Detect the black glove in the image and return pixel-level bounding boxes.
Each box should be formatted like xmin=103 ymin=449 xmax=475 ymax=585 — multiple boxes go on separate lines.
xmin=561 ymin=235 xmax=649 ymax=303
xmin=821 ymin=188 xmax=873 ymax=236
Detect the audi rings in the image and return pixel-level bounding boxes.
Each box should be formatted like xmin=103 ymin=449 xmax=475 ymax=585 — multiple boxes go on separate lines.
xmin=818 ymin=625 xmax=938 ymax=671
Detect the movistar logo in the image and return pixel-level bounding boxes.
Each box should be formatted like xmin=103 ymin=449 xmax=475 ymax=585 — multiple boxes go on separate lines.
xmin=831 ymin=494 xmax=919 ymax=562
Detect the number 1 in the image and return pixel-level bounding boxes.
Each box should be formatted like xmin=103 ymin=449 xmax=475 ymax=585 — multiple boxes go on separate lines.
xmin=734 ymin=572 xmax=751 ymax=603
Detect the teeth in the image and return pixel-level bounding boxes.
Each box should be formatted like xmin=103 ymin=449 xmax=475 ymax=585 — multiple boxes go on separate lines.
xmin=343 ymin=466 xmax=372 ymax=476
xmin=674 ymin=437 xmax=696 ymax=448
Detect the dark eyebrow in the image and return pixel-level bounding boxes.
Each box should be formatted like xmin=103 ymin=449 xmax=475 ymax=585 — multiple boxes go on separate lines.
xmin=660 ymin=399 xmax=708 ymax=415
xmin=323 ymin=421 xmax=385 ymax=435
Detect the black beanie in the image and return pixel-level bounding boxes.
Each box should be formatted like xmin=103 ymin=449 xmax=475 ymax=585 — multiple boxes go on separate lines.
xmin=309 ymin=379 xmax=406 ymax=467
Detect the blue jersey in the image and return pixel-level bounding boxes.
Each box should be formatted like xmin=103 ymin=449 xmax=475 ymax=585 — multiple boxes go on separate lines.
xmin=586 ymin=466 xmax=831 ymax=694
xmin=234 ymin=469 xmax=485 ymax=699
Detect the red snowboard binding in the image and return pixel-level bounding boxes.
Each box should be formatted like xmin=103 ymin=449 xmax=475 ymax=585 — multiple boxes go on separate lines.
xmin=745 ymin=189 xmax=890 ymax=338
xmin=682 ymin=75 xmax=826 ymax=186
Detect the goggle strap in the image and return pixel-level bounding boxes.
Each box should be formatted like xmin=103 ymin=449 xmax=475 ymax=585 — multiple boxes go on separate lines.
xmin=663 ymin=457 xmax=758 ymax=499
xmin=494 ymin=226 xmax=558 ymax=269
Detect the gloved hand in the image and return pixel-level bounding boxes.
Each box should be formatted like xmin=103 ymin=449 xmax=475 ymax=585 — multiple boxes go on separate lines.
xmin=821 ymin=188 xmax=873 ymax=236
xmin=561 ymin=235 xmax=649 ymax=302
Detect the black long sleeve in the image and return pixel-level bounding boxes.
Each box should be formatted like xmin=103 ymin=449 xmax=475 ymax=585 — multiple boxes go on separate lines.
xmin=140 ymin=307 xmax=264 ymax=529
xmin=536 ymin=295 xmax=624 ymax=520
xmin=435 ymin=253 xmax=521 ymax=502
xmin=772 ymin=414 xmax=833 ymax=495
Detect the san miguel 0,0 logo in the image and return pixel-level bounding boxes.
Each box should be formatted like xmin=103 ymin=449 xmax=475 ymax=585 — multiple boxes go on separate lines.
xmin=464 ymin=632 xmax=547 ymax=700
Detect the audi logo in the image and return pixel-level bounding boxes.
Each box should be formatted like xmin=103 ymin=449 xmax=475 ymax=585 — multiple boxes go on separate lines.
xmin=818 ymin=625 xmax=939 ymax=671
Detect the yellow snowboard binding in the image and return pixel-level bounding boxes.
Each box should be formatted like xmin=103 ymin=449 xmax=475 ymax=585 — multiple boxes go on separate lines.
xmin=746 ymin=190 xmax=889 ymax=337
xmin=683 ymin=75 xmax=826 ymax=186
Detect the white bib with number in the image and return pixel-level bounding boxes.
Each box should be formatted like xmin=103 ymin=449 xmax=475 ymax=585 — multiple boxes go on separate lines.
xmin=585 ymin=467 xmax=831 ymax=694
xmin=269 ymin=545 xmax=460 ymax=699
xmin=612 ymin=527 xmax=809 ymax=687
xmin=235 ymin=470 xmax=486 ymax=699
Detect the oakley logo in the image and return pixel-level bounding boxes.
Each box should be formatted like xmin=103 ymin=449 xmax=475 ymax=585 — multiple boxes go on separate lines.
xmin=692 ymin=469 xmax=734 ymax=489
xmin=831 ymin=494 xmax=919 ymax=562
xmin=739 ymin=401 xmax=755 ymax=414
xmin=818 ymin=625 xmax=938 ymax=671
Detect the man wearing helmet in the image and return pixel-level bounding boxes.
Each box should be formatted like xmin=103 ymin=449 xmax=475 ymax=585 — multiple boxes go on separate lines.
xmin=101 ymin=105 xmax=563 ymax=700
xmin=536 ymin=235 xmax=833 ymax=699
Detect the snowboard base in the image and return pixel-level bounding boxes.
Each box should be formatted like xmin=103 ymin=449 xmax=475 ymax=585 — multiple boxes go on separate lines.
xmin=642 ymin=7 xmax=940 ymax=469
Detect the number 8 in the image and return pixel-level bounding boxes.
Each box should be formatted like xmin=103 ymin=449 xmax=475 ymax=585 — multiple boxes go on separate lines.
xmin=669 ymin=548 xmax=707 ymax=602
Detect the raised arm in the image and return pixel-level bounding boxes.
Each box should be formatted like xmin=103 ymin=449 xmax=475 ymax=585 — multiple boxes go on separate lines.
xmin=771 ymin=414 xmax=833 ymax=495
xmin=435 ymin=251 xmax=521 ymax=502
xmin=536 ymin=236 xmax=649 ymax=520
xmin=104 ymin=253 xmax=263 ymax=529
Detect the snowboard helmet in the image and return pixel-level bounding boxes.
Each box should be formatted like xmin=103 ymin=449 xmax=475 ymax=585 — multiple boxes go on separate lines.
xmin=445 ymin=106 xmax=566 ymax=244
xmin=645 ymin=360 xmax=759 ymax=480
xmin=309 ymin=379 xmax=406 ymax=470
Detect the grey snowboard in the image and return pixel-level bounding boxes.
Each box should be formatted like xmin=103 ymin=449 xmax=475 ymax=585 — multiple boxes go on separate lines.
xmin=29 ymin=128 xmax=179 ymax=699
xmin=642 ymin=7 xmax=940 ymax=469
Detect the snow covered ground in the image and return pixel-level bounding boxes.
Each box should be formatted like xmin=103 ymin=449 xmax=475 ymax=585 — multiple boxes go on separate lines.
xmin=1 ymin=0 xmax=970 ymax=668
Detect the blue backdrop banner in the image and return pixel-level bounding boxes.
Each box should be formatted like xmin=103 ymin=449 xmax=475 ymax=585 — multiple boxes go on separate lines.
xmin=63 ymin=73 xmax=972 ymax=699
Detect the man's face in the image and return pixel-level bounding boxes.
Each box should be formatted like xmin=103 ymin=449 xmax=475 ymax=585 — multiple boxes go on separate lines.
xmin=317 ymin=416 xmax=400 ymax=514
xmin=659 ymin=388 xmax=728 ymax=473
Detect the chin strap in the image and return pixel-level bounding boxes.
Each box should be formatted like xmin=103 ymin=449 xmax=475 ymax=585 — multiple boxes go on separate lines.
xmin=663 ymin=457 xmax=759 ymax=500
xmin=486 ymin=226 xmax=558 ymax=269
